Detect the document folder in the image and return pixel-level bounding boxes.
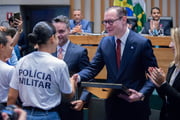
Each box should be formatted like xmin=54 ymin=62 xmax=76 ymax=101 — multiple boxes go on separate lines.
xmin=81 ymin=82 xmax=130 ymax=99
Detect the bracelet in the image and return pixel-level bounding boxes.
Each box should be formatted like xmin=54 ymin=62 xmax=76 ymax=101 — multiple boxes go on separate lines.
xmin=18 ymin=29 xmax=23 ymax=33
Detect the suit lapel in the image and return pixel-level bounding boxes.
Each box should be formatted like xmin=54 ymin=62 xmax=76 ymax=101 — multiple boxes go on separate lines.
xmin=63 ymin=42 xmax=73 ymax=63
xmin=166 ymin=65 xmax=176 ymax=83
xmin=108 ymin=36 xmax=119 ymax=73
xmin=167 ymin=65 xmax=180 ymax=88
xmin=173 ymin=72 xmax=180 ymax=88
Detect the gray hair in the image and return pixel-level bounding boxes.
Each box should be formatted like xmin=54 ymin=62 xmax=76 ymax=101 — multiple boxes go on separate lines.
xmin=52 ymin=15 xmax=70 ymax=28
xmin=106 ymin=6 xmax=127 ymax=18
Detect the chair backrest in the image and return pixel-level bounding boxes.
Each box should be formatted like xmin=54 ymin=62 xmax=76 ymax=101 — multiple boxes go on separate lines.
xmin=148 ymin=16 xmax=173 ymax=28
xmin=89 ymin=21 xmax=94 ymax=33
xmin=127 ymin=16 xmax=138 ymax=32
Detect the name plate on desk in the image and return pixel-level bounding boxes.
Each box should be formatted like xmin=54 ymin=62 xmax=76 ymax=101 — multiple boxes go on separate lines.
xmin=81 ymin=82 xmax=130 ymax=99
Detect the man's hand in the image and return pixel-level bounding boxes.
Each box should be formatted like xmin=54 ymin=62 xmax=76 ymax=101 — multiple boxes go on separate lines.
xmin=117 ymin=89 xmax=144 ymax=102
xmin=14 ymin=19 xmax=23 ymax=33
xmin=71 ymin=25 xmax=82 ymax=33
xmin=150 ymin=20 xmax=159 ymax=31
xmin=71 ymin=100 xmax=85 ymax=111
xmin=71 ymin=74 xmax=79 ymax=84
xmin=0 ymin=26 xmax=7 ymax=32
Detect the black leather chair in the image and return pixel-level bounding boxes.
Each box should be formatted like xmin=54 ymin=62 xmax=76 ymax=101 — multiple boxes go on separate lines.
xmin=127 ymin=16 xmax=138 ymax=32
xmin=148 ymin=16 xmax=173 ymax=28
xmin=89 ymin=21 xmax=94 ymax=33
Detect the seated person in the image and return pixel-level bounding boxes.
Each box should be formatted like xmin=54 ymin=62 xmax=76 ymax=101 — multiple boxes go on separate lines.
xmin=69 ymin=9 xmax=92 ymax=34
xmin=141 ymin=7 xmax=171 ymax=36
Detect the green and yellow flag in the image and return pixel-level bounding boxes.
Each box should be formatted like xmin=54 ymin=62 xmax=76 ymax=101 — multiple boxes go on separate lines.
xmin=113 ymin=0 xmax=146 ymax=32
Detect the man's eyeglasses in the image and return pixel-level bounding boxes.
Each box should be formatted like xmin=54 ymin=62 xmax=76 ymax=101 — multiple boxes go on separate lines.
xmin=102 ymin=16 xmax=123 ymax=25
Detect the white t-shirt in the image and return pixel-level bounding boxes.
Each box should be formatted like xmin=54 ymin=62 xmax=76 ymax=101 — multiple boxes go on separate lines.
xmin=10 ymin=51 xmax=72 ymax=110
xmin=0 ymin=60 xmax=14 ymax=103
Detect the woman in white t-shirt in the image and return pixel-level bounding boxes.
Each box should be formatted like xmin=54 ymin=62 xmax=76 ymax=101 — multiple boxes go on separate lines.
xmin=7 ymin=21 xmax=76 ymax=120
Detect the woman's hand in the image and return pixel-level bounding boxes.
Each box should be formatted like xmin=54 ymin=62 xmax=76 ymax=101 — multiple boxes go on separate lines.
xmin=147 ymin=67 xmax=166 ymax=87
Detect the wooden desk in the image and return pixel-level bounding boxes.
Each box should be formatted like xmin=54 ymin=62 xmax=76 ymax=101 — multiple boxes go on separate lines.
xmin=69 ymin=35 xmax=173 ymax=79
xmin=70 ymin=35 xmax=171 ymax=45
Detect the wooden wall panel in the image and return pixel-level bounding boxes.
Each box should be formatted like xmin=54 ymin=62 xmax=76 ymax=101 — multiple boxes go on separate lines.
xmin=70 ymin=0 xmax=74 ymax=19
xmin=151 ymin=0 xmax=155 ymax=8
xmin=70 ymin=0 xmax=179 ymax=32
xmin=159 ymin=0 xmax=162 ymax=15
xmin=90 ymin=0 xmax=94 ymax=22
xmin=101 ymin=0 xmax=105 ymax=32
xmin=167 ymin=0 xmax=170 ymax=16
xmin=109 ymin=0 xmax=114 ymax=7
xmin=176 ymin=0 xmax=179 ymax=27
xmin=80 ymin=0 xmax=85 ymax=17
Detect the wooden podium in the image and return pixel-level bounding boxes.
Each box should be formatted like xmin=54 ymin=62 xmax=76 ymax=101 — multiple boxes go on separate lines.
xmin=81 ymin=81 xmax=129 ymax=99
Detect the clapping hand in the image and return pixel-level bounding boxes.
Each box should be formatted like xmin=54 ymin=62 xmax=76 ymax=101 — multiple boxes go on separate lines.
xmin=147 ymin=67 xmax=166 ymax=87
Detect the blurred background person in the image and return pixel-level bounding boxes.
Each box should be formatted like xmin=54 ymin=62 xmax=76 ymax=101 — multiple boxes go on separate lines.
xmin=147 ymin=27 xmax=180 ymax=120
xmin=0 ymin=18 xmax=23 ymax=66
xmin=69 ymin=9 xmax=92 ymax=34
xmin=7 ymin=21 xmax=76 ymax=120
xmin=8 ymin=14 xmax=28 ymax=59
xmin=141 ymin=7 xmax=171 ymax=36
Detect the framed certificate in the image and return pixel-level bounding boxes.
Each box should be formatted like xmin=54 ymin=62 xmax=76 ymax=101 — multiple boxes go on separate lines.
xmin=81 ymin=81 xmax=130 ymax=99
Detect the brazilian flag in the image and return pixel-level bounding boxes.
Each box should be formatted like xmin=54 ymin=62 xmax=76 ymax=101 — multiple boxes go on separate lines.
xmin=113 ymin=0 xmax=134 ymax=16
xmin=113 ymin=0 xmax=146 ymax=32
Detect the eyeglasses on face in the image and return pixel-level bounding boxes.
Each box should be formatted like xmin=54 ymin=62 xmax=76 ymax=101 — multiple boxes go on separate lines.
xmin=102 ymin=16 xmax=123 ymax=25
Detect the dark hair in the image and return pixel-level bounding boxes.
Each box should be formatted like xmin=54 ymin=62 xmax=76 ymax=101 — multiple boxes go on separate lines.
xmin=151 ymin=7 xmax=160 ymax=14
xmin=5 ymin=27 xmax=16 ymax=38
xmin=106 ymin=6 xmax=127 ymax=18
xmin=28 ymin=21 xmax=56 ymax=45
xmin=0 ymin=31 xmax=8 ymax=46
xmin=52 ymin=15 xmax=70 ymax=28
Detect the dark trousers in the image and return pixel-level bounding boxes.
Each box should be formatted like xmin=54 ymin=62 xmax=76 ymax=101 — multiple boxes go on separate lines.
xmin=105 ymin=97 xmax=150 ymax=120
xmin=58 ymin=102 xmax=83 ymax=120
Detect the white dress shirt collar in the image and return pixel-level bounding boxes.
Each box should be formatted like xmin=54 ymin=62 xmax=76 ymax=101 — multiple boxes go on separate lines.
xmin=115 ymin=27 xmax=130 ymax=45
xmin=57 ymin=40 xmax=70 ymax=55
xmin=114 ymin=27 xmax=130 ymax=57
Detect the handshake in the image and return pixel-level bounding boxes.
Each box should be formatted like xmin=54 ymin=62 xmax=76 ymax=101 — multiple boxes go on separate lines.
xmin=0 ymin=104 xmax=26 ymax=120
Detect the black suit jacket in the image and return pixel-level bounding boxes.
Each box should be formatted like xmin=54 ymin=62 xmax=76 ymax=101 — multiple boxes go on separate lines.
xmin=141 ymin=20 xmax=171 ymax=36
xmin=157 ymin=64 xmax=180 ymax=120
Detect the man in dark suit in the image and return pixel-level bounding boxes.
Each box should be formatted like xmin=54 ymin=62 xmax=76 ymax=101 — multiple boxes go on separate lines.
xmin=141 ymin=7 xmax=171 ymax=36
xmin=73 ymin=6 xmax=158 ymax=120
xmin=52 ymin=15 xmax=91 ymax=120
xmin=69 ymin=9 xmax=92 ymax=34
